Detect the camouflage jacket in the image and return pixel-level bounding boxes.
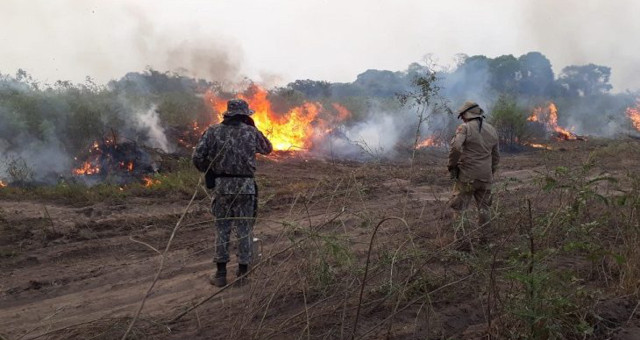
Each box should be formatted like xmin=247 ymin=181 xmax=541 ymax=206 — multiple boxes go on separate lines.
xmin=192 ymin=122 xmax=272 ymax=195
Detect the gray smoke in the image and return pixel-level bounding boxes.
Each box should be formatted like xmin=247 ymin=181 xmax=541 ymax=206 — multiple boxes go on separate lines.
xmin=313 ymin=100 xmax=453 ymax=161
xmin=522 ymin=0 xmax=640 ymax=92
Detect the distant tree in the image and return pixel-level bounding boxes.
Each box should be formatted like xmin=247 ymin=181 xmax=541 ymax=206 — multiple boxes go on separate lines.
xmin=489 ymin=95 xmax=530 ymax=146
xmin=108 ymin=68 xmax=219 ymax=96
xmin=518 ymin=52 xmax=555 ymax=96
xmin=268 ymin=87 xmax=306 ymax=113
xmin=406 ymin=62 xmax=429 ymax=79
xmin=488 ymin=55 xmax=521 ymax=94
xmin=285 ymin=79 xmax=332 ymax=99
xmin=156 ymin=92 xmax=211 ymax=126
xmin=353 ymin=69 xmax=407 ymax=98
xmin=443 ymin=55 xmax=492 ymax=102
xmin=557 ymin=64 xmax=613 ymax=97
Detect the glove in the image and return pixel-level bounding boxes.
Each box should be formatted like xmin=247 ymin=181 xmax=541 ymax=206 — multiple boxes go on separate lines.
xmin=449 ymin=167 xmax=459 ymax=180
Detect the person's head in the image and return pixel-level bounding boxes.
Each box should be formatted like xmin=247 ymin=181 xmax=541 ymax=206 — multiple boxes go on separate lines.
xmin=224 ymin=99 xmax=255 ymax=117
xmin=456 ymin=101 xmax=484 ymax=122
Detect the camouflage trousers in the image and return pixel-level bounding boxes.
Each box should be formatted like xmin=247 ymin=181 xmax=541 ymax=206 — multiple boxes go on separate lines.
xmin=449 ymin=179 xmax=492 ymax=233
xmin=213 ymin=194 xmax=257 ymax=265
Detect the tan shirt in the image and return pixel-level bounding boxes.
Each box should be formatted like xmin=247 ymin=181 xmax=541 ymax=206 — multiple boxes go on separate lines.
xmin=448 ymin=119 xmax=500 ymax=183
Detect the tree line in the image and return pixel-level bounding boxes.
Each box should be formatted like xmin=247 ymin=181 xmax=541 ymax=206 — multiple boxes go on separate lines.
xmin=0 ymin=51 xmax=637 ymax=160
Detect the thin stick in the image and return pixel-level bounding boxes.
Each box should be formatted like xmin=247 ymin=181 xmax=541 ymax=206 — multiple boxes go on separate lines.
xmin=171 ymin=240 xmax=299 ymax=323
xmin=170 ymin=210 xmax=346 ymax=324
xmin=356 ymin=274 xmax=473 ymax=339
xmin=302 ymin=276 xmax=311 ymax=340
xmin=254 ymin=254 xmax=296 ymax=339
xmin=121 ymin=178 xmax=201 ymax=340
xmin=129 ymin=235 xmax=161 ymax=255
xmin=351 ymin=217 xmax=407 ymax=340
xmin=194 ymin=303 xmax=202 ymax=330
xmin=15 ymin=307 xmax=64 ymax=340
xmin=20 ymin=316 xmax=109 ymax=340
xmin=627 ymin=299 xmax=640 ymax=323
xmin=42 ymin=205 xmax=56 ymax=233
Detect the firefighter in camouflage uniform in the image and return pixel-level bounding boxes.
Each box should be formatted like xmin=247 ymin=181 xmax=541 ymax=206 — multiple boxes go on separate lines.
xmin=448 ymin=101 xmax=500 ymax=245
xmin=193 ymin=99 xmax=272 ymax=287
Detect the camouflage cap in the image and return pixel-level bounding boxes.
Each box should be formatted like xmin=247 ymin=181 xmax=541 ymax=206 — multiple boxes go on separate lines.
xmin=456 ymin=101 xmax=484 ymax=119
xmin=224 ymin=99 xmax=255 ymax=117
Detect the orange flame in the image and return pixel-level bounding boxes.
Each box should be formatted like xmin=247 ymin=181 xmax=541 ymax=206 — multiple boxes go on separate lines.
xmin=626 ymin=100 xmax=640 ymax=131
xmin=73 ymin=161 xmax=100 ymax=175
xmin=528 ymin=102 xmax=576 ymax=140
xmin=143 ymin=176 xmax=161 ymax=187
xmin=527 ymin=143 xmax=553 ymax=150
xmin=416 ymin=136 xmax=443 ymax=148
xmin=332 ymin=103 xmax=351 ymax=121
xmin=0 ymin=180 xmax=6 ymax=188
xmin=205 ymin=85 xmax=350 ymax=152
xmin=117 ymin=161 xmax=134 ymax=172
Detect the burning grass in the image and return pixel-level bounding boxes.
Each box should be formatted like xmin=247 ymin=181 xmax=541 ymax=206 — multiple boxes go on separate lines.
xmin=0 ymin=159 xmax=203 ymax=205
xmin=528 ymin=102 xmax=582 ymax=140
xmin=626 ymin=99 xmax=640 ymax=131
xmin=71 ymin=132 xmax=159 ymax=182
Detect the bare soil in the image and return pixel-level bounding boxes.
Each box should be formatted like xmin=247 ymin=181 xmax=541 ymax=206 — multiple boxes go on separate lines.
xmin=1 ymin=141 xmax=639 ymax=339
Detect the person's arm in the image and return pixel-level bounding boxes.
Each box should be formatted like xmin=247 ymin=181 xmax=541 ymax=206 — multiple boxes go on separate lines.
xmin=256 ymin=130 xmax=273 ymax=155
xmin=192 ymin=129 xmax=214 ymax=172
xmin=492 ymin=142 xmax=500 ymax=174
xmin=448 ymin=124 xmax=467 ymax=177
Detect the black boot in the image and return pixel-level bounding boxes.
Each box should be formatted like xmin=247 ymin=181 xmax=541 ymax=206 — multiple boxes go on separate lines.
xmin=209 ymin=262 xmax=227 ymax=287
xmin=235 ymin=264 xmax=249 ymax=286
xmin=237 ymin=264 xmax=248 ymax=276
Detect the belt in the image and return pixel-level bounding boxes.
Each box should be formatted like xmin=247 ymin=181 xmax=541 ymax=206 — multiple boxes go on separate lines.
xmin=214 ymin=174 xmax=254 ymax=178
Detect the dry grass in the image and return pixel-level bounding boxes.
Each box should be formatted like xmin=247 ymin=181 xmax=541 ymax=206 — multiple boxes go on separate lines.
xmin=3 ymin=140 xmax=640 ymax=339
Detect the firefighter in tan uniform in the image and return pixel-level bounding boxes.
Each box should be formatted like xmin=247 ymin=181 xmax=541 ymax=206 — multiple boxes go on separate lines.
xmin=448 ymin=101 xmax=500 ymax=241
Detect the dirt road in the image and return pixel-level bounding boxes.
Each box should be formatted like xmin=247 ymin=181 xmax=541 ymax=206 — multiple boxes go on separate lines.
xmin=1 ymin=147 xmax=637 ymax=339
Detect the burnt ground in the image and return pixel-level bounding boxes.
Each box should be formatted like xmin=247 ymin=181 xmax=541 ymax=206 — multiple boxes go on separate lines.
xmin=1 ymin=140 xmax=640 ymax=340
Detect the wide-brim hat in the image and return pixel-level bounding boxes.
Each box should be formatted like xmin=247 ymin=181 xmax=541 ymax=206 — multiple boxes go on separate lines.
xmin=223 ymin=98 xmax=255 ymax=117
xmin=456 ymin=101 xmax=483 ymax=119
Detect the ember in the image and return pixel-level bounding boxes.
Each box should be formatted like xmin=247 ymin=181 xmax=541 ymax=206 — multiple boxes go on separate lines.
xmin=206 ymin=85 xmax=350 ymax=152
xmin=142 ymin=176 xmax=161 ymax=187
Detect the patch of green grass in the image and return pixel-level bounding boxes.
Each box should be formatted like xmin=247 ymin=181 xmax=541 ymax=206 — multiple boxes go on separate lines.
xmin=0 ymin=158 xmax=204 ymax=205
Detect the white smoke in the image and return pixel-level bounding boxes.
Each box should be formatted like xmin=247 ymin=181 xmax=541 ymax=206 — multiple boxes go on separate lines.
xmin=345 ymin=114 xmax=401 ymax=156
xmin=314 ymin=102 xmax=454 ymax=161
xmin=133 ymin=106 xmax=172 ymax=152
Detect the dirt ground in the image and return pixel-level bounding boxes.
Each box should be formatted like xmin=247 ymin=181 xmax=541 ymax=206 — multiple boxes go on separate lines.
xmin=1 ymin=141 xmax=639 ymax=339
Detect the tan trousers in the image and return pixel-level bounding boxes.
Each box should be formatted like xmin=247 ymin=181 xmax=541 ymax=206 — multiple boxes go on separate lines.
xmin=449 ymin=180 xmax=492 ymax=237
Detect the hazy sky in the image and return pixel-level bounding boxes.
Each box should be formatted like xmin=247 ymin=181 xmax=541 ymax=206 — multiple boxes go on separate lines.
xmin=1 ymin=0 xmax=639 ymax=91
